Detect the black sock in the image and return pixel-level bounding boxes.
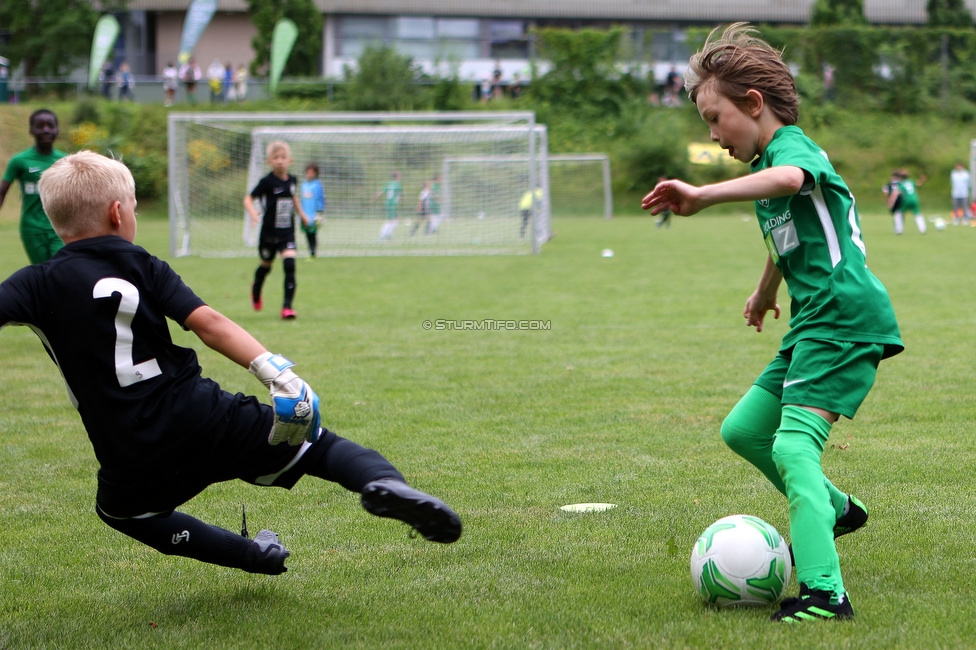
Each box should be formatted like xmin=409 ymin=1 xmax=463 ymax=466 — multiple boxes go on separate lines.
xmin=97 ymin=506 xmax=252 ymax=570
xmin=283 ymin=257 xmax=296 ymax=308
xmin=303 ymin=433 xmax=404 ymax=492
xmin=253 ymin=265 xmax=270 ymax=299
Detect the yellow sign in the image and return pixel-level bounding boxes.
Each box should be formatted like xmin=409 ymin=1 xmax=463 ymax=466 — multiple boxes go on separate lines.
xmin=688 ymin=142 xmax=737 ymax=166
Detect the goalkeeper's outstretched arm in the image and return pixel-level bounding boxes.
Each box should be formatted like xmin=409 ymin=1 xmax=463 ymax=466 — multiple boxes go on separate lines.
xmin=183 ymin=306 xmax=321 ymax=445
xmin=184 ymin=305 xmax=265 ymax=367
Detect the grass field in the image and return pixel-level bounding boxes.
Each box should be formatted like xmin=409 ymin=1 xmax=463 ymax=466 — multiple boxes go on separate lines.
xmin=1 ymin=206 xmax=975 ymax=649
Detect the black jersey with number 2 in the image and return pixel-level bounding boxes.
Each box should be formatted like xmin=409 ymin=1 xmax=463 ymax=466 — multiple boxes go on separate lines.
xmin=0 ymin=236 xmax=235 ymax=476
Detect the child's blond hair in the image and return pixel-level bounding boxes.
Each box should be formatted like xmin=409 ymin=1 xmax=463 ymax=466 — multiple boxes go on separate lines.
xmin=266 ymin=140 xmax=292 ymax=161
xmin=685 ymin=22 xmax=799 ymax=126
xmin=38 ymin=151 xmax=135 ymax=239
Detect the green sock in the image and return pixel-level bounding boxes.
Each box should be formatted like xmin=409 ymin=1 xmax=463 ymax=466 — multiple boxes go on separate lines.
xmin=721 ymin=385 xmax=787 ymax=495
xmin=773 ymin=405 xmax=845 ymax=597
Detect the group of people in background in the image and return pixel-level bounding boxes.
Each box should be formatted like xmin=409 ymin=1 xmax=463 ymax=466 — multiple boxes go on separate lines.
xmin=98 ymin=62 xmax=136 ymax=102
xmin=375 ymin=171 xmax=443 ymax=241
xmin=881 ymin=163 xmax=974 ymax=234
xmin=162 ymin=59 xmax=248 ymax=106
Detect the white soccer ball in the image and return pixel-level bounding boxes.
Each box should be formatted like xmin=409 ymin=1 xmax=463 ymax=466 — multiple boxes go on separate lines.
xmin=933 ymin=217 xmax=947 ymax=231
xmin=690 ymin=514 xmax=792 ymax=608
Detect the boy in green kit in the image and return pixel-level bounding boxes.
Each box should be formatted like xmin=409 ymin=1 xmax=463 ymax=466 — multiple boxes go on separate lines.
xmin=642 ymin=23 xmax=903 ymax=622
xmin=0 ymin=109 xmax=67 ymax=263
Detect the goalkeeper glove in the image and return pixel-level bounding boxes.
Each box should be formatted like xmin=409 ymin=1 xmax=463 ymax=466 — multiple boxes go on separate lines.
xmin=249 ymin=352 xmax=321 ymax=446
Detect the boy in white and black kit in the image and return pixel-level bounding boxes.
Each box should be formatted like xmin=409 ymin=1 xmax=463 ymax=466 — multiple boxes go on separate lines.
xmin=0 ymin=151 xmax=462 ymax=577
xmin=245 ymin=140 xmax=308 ymax=320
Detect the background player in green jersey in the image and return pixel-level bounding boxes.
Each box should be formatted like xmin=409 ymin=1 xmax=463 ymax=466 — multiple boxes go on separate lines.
xmin=642 ymin=23 xmax=903 ymax=623
xmin=0 ymin=109 xmax=66 ymax=264
xmin=888 ymin=168 xmax=927 ymax=235
xmin=376 ymin=171 xmax=402 ymax=241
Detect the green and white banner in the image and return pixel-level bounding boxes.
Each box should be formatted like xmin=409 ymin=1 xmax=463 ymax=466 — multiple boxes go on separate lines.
xmin=178 ymin=0 xmax=219 ymax=64
xmin=88 ymin=14 xmax=120 ymax=90
xmin=269 ymin=18 xmax=299 ymax=95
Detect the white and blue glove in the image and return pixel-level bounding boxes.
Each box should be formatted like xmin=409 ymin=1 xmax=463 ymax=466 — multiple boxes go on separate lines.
xmin=249 ymin=352 xmax=321 ymax=446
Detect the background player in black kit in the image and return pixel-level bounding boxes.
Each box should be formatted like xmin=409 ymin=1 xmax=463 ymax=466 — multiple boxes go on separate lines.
xmin=0 ymin=151 xmax=462 ymax=576
xmin=244 ymin=140 xmax=309 ymax=320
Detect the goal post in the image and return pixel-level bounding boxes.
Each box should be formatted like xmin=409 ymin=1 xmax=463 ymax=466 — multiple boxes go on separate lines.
xmin=167 ymin=111 xmax=549 ymax=258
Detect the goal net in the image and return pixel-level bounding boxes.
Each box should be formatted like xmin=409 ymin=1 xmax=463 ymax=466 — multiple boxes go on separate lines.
xmin=444 ymin=151 xmax=612 ymax=227
xmin=548 ymin=154 xmax=613 ymax=219
xmin=167 ymin=112 xmax=549 ymax=257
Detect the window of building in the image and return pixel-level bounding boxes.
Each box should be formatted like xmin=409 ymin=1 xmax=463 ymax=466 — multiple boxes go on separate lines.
xmin=338 ymin=17 xmax=390 ymax=58
xmin=396 ymin=17 xmax=435 ymax=40
xmin=489 ymin=20 xmax=529 ymax=59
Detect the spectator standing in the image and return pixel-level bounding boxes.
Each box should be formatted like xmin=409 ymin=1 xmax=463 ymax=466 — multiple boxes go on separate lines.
xmin=99 ymin=63 xmax=116 ymax=99
xmin=234 ymin=64 xmax=249 ymax=103
xmin=223 ymin=63 xmax=234 ymax=103
xmin=162 ymin=62 xmax=179 ymax=106
xmin=950 ymin=162 xmax=971 ymax=226
xmin=180 ymin=58 xmax=202 ymax=105
xmin=208 ymin=59 xmax=224 ymax=104
xmin=117 ymin=62 xmax=135 ymax=102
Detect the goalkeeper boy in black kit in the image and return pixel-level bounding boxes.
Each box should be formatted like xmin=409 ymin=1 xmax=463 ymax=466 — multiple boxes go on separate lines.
xmin=0 ymin=151 xmax=461 ymax=575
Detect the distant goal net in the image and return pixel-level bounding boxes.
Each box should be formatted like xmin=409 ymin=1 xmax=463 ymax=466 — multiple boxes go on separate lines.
xmin=167 ymin=111 xmax=550 ymax=257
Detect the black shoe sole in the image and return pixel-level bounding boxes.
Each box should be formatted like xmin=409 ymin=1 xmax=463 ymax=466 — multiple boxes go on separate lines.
xmin=361 ymin=480 xmax=462 ymax=544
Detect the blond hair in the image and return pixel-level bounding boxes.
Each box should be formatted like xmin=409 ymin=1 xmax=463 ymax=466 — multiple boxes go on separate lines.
xmin=685 ymin=23 xmax=798 ymax=126
xmin=38 ymin=151 xmax=135 ymax=239
xmin=266 ymin=140 xmax=291 ymax=160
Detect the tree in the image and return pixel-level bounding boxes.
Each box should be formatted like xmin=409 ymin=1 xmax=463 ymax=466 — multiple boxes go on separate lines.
xmin=341 ymin=46 xmax=428 ymax=111
xmin=926 ymin=0 xmax=974 ymax=26
xmin=246 ymin=0 xmax=323 ymax=76
xmin=810 ymin=0 xmax=867 ymax=26
xmin=528 ymin=28 xmax=631 ymax=117
xmin=0 ymin=0 xmax=126 ymax=78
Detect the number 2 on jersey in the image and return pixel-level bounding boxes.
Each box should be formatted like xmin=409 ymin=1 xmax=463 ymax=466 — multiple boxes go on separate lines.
xmin=93 ymin=278 xmax=162 ymax=387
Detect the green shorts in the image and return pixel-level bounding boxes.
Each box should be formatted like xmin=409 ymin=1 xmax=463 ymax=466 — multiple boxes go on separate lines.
xmin=754 ymin=339 xmax=885 ymax=419
xmin=21 ymin=228 xmax=64 ymax=264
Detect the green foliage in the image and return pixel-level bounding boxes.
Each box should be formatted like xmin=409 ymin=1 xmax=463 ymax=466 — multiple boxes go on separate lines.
xmin=430 ymin=74 xmax=474 ymax=111
xmin=64 ymin=101 xmax=168 ymax=202
xmin=0 ymin=0 xmax=127 ymax=78
xmin=810 ymin=0 xmax=867 ymax=26
xmin=927 ymin=0 xmax=974 ymax=26
xmin=245 ymin=0 xmax=323 ymax=76
xmin=613 ymin=109 xmax=693 ymax=193
xmin=340 ymin=46 xmax=430 ymax=111
xmin=759 ymin=25 xmax=976 ymax=114
xmin=529 ymin=28 xmax=639 ymax=122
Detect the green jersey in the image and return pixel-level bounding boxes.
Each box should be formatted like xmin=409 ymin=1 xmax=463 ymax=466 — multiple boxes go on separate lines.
xmin=383 ymin=180 xmax=402 ymax=208
xmin=895 ymin=178 xmax=920 ymax=211
xmin=430 ymin=181 xmax=441 ymax=213
xmin=752 ymin=126 xmax=903 ymax=359
xmin=2 ymin=147 xmax=66 ymax=233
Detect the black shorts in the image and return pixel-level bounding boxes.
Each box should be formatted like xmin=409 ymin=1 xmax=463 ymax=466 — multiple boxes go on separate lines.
xmin=258 ymin=237 xmax=297 ymax=262
xmin=95 ymin=393 xmax=333 ymax=518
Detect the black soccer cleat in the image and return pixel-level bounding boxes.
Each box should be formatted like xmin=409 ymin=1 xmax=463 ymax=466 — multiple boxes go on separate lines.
xmin=771 ymin=584 xmax=855 ymax=622
xmin=833 ymin=495 xmax=868 ymax=538
xmin=789 ymin=494 xmax=868 ymax=565
xmin=361 ymin=479 xmax=462 ymax=544
xmin=242 ymin=529 xmax=290 ymax=575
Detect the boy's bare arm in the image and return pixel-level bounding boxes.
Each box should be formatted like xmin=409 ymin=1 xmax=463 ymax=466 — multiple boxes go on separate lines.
xmin=744 ymin=255 xmax=782 ymax=333
xmin=184 ymin=305 xmax=266 ymax=367
xmin=0 ymin=180 xmax=11 ymax=209
xmin=643 ymin=166 xmax=805 ymax=216
xmin=294 ymin=201 xmax=309 ymax=226
xmin=243 ymin=195 xmax=259 ymax=224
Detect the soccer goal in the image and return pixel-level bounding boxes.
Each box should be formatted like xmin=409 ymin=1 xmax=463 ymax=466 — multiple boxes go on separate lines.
xmin=167 ymin=112 xmax=549 ymax=257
